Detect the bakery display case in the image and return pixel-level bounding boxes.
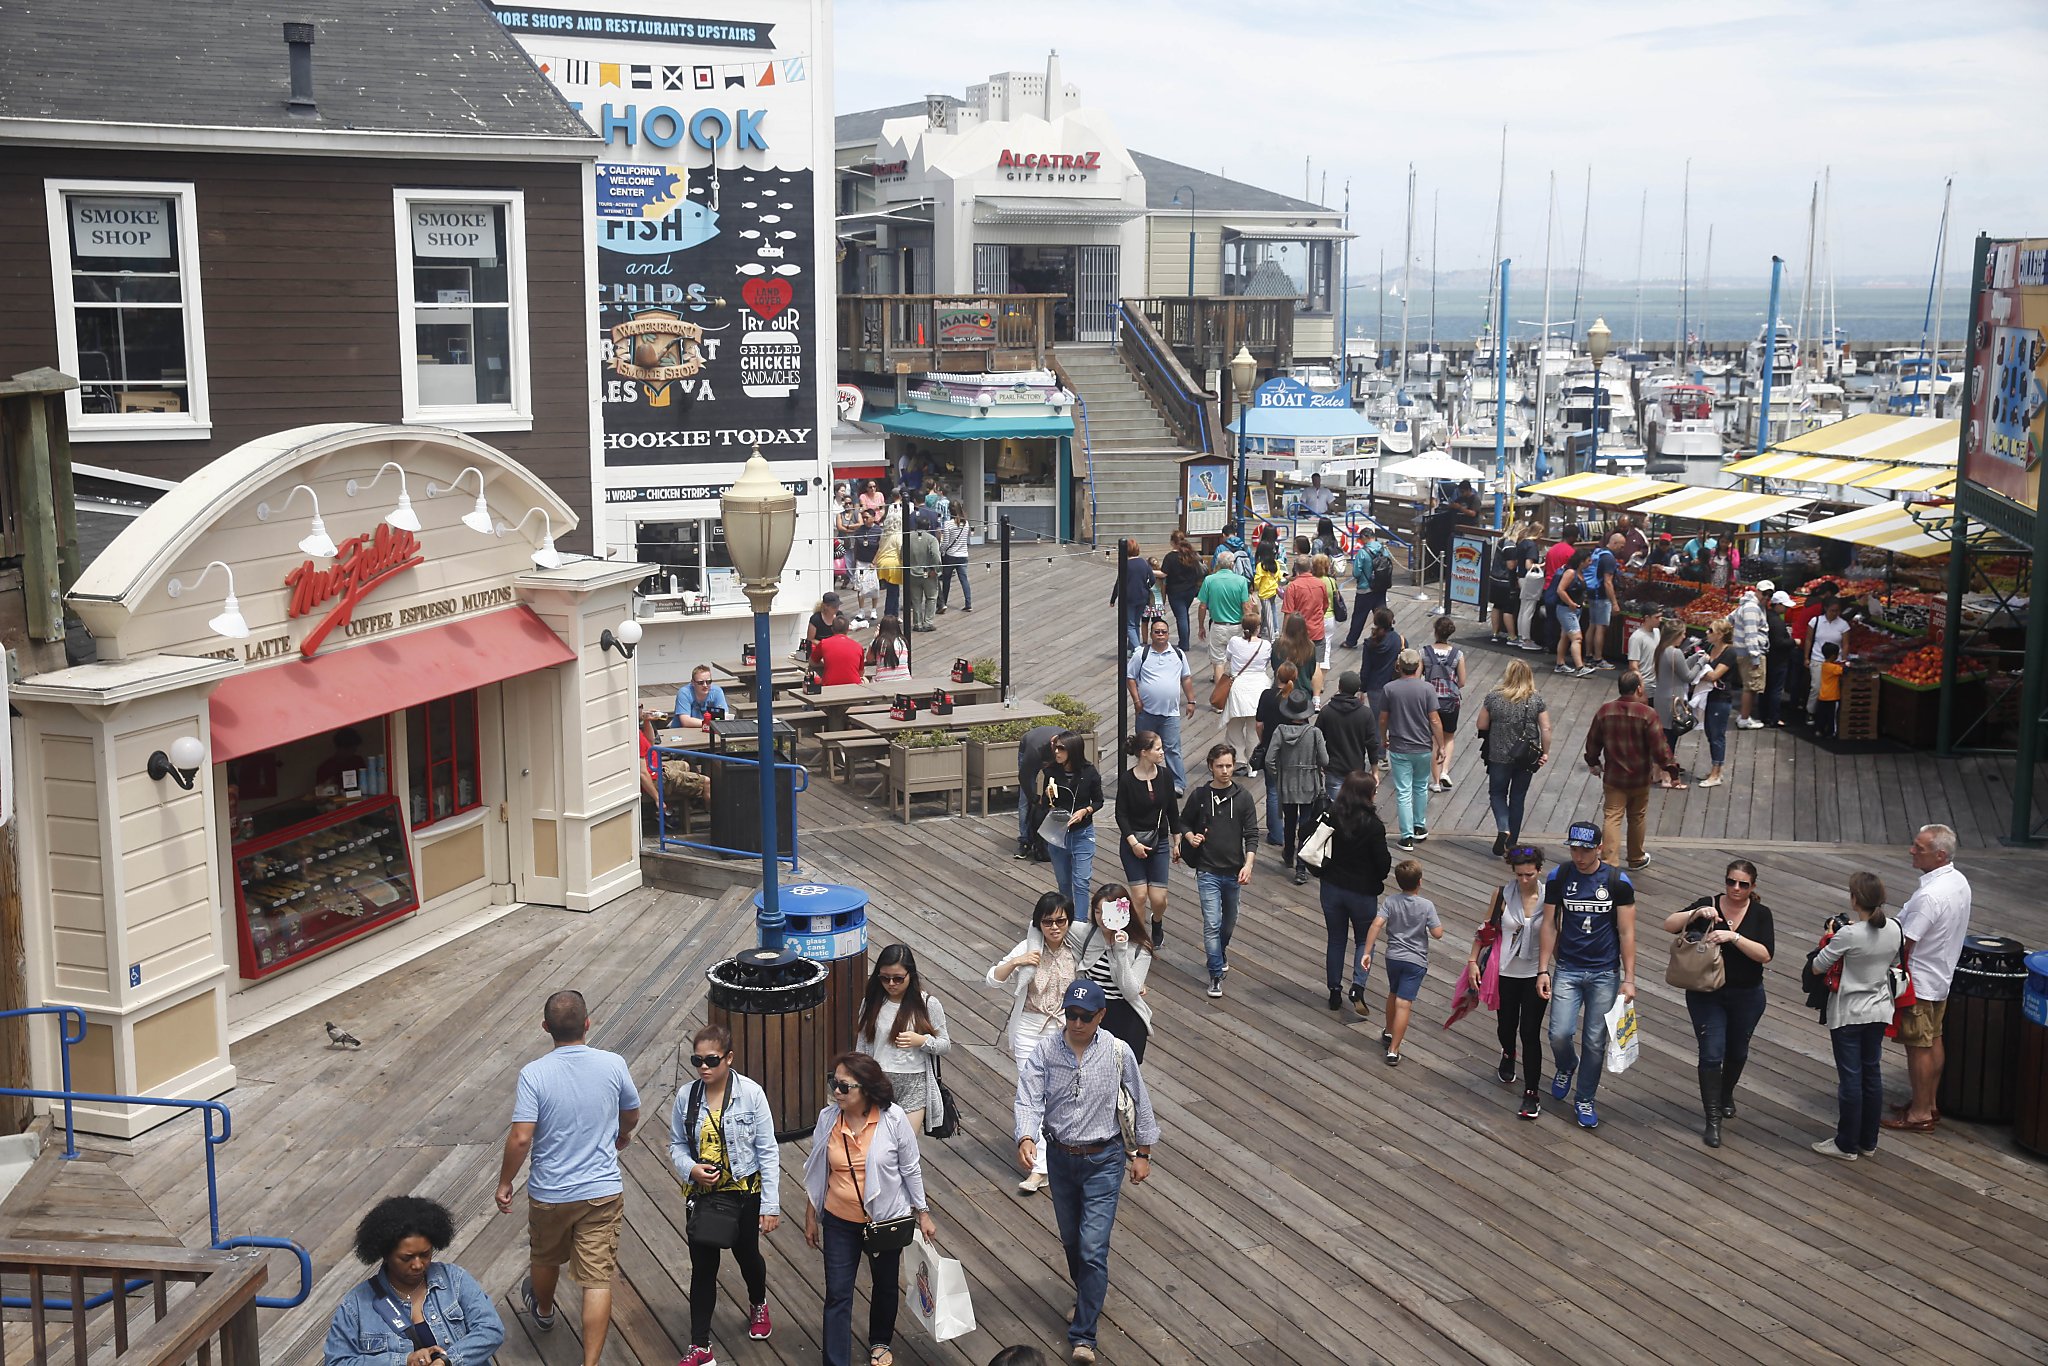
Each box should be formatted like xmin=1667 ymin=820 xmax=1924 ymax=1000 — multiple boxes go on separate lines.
xmin=232 ymin=795 xmax=419 ymax=978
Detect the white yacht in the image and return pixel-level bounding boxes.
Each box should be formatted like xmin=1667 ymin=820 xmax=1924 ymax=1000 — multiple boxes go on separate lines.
xmin=1643 ymin=383 xmax=1723 ymax=460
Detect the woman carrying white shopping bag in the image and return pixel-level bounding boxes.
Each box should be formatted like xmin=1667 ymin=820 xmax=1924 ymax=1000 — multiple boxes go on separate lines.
xmin=903 ymin=1231 xmax=976 ymax=1342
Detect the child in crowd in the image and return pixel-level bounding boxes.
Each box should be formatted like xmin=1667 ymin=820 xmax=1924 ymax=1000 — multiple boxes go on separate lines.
xmin=1814 ymin=641 xmax=1844 ymax=738
xmin=1252 ymin=544 xmax=1284 ymax=640
xmin=1360 ymin=859 xmax=1443 ymax=1066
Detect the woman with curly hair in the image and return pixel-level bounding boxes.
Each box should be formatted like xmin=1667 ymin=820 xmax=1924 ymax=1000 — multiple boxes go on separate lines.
xmin=323 ymin=1195 xmax=503 ymax=1366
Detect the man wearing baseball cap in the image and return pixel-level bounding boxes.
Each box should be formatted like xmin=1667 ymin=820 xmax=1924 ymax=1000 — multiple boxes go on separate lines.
xmin=1537 ymin=820 xmax=1638 ymax=1129
xmin=1762 ymin=590 xmax=1798 ymax=727
xmin=1014 ymin=979 xmax=1160 ymax=1364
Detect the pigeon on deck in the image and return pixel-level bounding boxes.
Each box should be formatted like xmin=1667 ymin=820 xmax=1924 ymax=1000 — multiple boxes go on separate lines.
xmin=325 ymin=1022 xmax=362 ymax=1048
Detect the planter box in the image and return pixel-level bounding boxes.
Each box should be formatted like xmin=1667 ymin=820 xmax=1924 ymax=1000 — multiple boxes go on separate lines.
xmin=1877 ymin=674 xmax=1983 ymax=748
xmin=884 ymin=741 xmax=967 ymax=822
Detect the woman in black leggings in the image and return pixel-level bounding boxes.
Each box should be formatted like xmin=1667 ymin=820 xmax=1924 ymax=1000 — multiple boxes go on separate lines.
xmin=1469 ymin=845 xmax=1550 ymax=1121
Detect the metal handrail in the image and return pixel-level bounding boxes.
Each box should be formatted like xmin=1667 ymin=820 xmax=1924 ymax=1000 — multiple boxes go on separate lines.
xmin=0 ymin=1005 xmax=84 ymax=1158
xmin=651 ymin=744 xmax=809 ymax=867
xmin=1073 ymin=390 xmax=1096 ymax=546
xmin=1114 ymin=301 xmax=1213 ymax=453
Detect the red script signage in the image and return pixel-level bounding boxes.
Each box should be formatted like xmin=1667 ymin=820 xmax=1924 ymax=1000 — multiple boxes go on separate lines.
xmin=284 ymin=523 xmax=425 ymax=657
xmin=997 ymin=149 xmax=1100 ymax=171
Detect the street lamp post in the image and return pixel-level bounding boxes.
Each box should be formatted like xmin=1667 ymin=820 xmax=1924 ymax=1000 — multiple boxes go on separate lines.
xmin=1585 ymin=317 xmax=1612 ymax=477
xmin=719 ymin=450 xmax=798 ymax=950
xmin=1171 ymin=185 xmax=1197 ymax=298
xmin=1230 ymin=344 xmax=1256 ymax=524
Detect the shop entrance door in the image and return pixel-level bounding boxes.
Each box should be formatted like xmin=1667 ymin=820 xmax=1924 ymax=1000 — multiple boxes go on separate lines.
xmin=1004 ymin=246 xmax=1076 ymax=341
xmin=1075 ymin=245 xmax=1119 ymax=343
xmin=501 ymin=669 xmax=565 ymax=906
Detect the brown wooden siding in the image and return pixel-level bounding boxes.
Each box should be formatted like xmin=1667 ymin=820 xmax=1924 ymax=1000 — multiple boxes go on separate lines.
xmin=0 ymin=149 xmax=594 ymax=550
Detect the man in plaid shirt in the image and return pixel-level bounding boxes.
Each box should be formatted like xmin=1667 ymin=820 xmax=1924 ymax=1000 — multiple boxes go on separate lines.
xmin=1730 ymin=584 xmax=1770 ymax=729
xmin=1583 ymin=671 xmax=1681 ymax=869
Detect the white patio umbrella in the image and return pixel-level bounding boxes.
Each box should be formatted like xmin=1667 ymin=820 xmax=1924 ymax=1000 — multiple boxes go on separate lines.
xmin=1380 ymin=452 xmax=1489 ymax=483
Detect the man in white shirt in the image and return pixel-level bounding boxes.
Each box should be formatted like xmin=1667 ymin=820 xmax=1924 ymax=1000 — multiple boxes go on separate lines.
xmin=1300 ymin=472 xmax=1337 ymax=517
xmin=1882 ymin=824 xmax=1972 ymax=1133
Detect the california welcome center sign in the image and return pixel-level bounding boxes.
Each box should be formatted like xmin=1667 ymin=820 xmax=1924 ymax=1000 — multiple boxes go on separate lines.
xmin=493 ymin=1 xmax=832 ymax=517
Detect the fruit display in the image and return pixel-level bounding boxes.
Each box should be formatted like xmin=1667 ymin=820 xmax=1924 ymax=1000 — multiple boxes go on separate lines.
xmin=1879 ymin=642 xmax=1989 ymax=690
xmin=1799 ymin=576 xmax=1883 ymax=600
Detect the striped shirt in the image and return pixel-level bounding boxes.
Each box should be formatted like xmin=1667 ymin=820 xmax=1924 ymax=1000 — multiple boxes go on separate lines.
xmin=1014 ymin=1028 xmax=1161 ymax=1150
xmin=1084 ymin=954 xmax=1123 ymax=1002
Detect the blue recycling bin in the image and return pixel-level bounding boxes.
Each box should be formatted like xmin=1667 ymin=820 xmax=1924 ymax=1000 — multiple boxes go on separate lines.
xmin=756 ymin=882 xmax=868 ymax=1091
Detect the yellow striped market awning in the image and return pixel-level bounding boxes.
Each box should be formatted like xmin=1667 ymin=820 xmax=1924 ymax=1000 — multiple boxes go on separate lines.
xmin=1631 ymin=486 xmax=1817 ymax=524
xmin=1794 ymin=500 xmax=1961 ymax=559
xmin=1770 ymin=413 xmax=1959 ymax=465
xmin=1721 ymin=453 xmax=1889 ymax=485
xmin=1516 ymin=472 xmax=1681 ymax=505
xmin=1850 ymin=464 xmax=1959 ymax=495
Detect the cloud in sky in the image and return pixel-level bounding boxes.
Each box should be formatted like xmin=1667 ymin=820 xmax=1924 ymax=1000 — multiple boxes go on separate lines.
xmin=833 ymin=0 xmax=2047 ymax=282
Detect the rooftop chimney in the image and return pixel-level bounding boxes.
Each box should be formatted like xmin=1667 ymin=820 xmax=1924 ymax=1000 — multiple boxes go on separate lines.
xmin=284 ymin=22 xmax=316 ymax=114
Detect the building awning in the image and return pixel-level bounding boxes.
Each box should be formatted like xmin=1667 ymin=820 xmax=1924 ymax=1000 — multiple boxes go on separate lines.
xmin=867 ymin=409 xmax=1074 ymax=442
xmin=1518 ymin=472 xmax=1680 ymax=505
xmin=973 ymin=197 xmax=1149 ymax=226
xmin=1770 ymin=414 xmax=1959 ymax=465
xmin=1631 ymin=487 xmax=1817 ymax=524
xmin=1243 ymin=406 xmax=1380 ymax=440
xmin=207 ymin=606 xmax=575 ymax=763
xmin=1721 ymin=453 xmax=1889 ymax=485
xmin=1794 ymin=501 xmax=1966 ymax=559
xmin=1851 ymin=464 xmax=1958 ymax=495
xmin=1223 ymin=223 xmax=1357 ymax=241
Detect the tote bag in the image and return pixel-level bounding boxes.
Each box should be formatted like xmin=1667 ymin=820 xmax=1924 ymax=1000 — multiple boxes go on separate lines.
xmin=904 ymin=1231 xmax=976 ymax=1341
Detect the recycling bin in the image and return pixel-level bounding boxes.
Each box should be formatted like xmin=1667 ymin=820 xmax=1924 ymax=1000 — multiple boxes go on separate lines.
xmin=2015 ymin=950 xmax=2048 ymax=1158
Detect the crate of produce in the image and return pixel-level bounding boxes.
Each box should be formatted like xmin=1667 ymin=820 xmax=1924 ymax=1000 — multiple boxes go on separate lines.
xmin=1877 ymin=644 xmax=1989 ymax=748
xmin=1837 ymin=666 xmax=1881 ymax=742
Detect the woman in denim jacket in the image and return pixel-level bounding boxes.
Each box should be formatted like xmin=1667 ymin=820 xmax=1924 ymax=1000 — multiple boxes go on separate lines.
xmin=802 ymin=1053 xmax=939 ymax=1366
xmin=323 ymin=1195 xmax=503 ymax=1366
xmin=668 ymin=1022 xmax=782 ymax=1366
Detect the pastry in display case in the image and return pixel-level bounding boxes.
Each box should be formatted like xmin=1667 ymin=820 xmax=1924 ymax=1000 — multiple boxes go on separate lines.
xmin=232 ymin=795 xmax=419 ymax=978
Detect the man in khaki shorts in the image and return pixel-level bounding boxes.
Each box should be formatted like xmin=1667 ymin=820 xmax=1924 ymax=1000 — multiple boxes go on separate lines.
xmin=1193 ymin=553 xmax=1251 ymax=694
xmin=496 ymin=990 xmax=641 ymax=1365
xmin=1882 ymin=825 xmax=1972 ymax=1133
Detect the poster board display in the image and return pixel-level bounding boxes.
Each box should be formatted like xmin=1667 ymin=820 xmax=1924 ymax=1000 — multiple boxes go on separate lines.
xmin=1448 ymin=532 xmax=1487 ymax=609
xmin=1963 ymin=237 xmax=2048 ymax=513
xmin=1182 ymin=458 xmax=1231 ymax=536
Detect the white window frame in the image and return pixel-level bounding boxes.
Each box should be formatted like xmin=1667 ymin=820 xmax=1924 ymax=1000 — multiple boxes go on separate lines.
xmin=392 ymin=188 xmax=532 ymax=432
xmin=44 ymin=178 xmax=212 ymax=442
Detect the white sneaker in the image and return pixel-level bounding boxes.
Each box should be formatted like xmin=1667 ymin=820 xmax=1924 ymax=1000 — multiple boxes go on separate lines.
xmin=1810 ymin=1138 xmax=1857 ymax=1161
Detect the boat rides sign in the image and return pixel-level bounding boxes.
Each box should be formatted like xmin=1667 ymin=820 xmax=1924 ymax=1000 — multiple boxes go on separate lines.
xmin=1963 ymin=236 xmax=2048 ymax=513
xmin=1254 ymin=376 xmax=1350 ymax=410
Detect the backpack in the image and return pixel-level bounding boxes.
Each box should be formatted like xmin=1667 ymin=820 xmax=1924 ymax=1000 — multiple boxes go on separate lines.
xmin=1368 ymin=550 xmax=1393 ymax=595
xmin=1422 ymin=645 xmax=1463 ymax=707
xmin=1540 ymin=567 xmax=1561 ymax=606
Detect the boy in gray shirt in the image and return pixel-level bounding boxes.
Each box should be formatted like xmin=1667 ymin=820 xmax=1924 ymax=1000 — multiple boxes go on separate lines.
xmin=1360 ymin=860 xmax=1444 ymax=1066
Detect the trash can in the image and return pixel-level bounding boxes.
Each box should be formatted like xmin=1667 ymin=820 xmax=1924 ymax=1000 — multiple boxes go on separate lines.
xmin=707 ymin=946 xmax=830 ymax=1142
xmin=2016 ymin=951 xmax=2048 ymax=1158
xmin=709 ymin=759 xmax=796 ymax=858
xmin=759 ymin=881 xmax=868 ymax=1107
xmin=1937 ymin=934 xmax=2029 ymax=1124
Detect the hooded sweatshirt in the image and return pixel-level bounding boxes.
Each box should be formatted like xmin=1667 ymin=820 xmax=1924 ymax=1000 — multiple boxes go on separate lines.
xmin=1268 ymin=718 xmax=1329 ymax=805
xmin=1316 ymin=692 xmax=1380 ymax=775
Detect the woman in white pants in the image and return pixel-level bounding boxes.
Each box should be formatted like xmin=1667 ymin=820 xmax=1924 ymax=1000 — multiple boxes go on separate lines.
xmin=983 ymin=890 xmax=1077 ymax=1194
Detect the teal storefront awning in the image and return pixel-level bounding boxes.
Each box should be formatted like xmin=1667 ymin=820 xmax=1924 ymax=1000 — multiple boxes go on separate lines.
xmin=868 ymin=409 xmax=1075 ymax=441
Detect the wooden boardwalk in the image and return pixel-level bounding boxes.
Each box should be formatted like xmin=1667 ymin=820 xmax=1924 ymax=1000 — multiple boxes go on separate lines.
xmin=6 ymin=546 xmax=2048 ymax=1366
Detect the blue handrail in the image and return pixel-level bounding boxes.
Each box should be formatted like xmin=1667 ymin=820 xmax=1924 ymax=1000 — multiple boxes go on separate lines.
xmin=1114 ymin=301 xmax=1213 ymax=454
xmin=0 ymin=1005 xmax=83 ymax=1158
xmin=1073 ymin=390 xmax=1096 ymax=546
xmin=651 ymin=744 xmax=809 ymax=867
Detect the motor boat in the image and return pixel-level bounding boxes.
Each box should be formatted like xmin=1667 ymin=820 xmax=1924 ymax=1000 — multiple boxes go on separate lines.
xmin=1643 ymin=382 xmax=1722 ymax=460
xmin=1880 ymin=356 xmax=1960 ymax=413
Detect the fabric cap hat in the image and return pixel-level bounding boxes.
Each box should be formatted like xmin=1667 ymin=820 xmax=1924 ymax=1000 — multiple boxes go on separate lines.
xmin=1276 ymin=686 xmax=1315 ymax=723
xmin=821 ymin=591 xmax=841 ymax=606
xmin=1771 ymin=590 xmax=1794 ymax=607
xmin=1338 ymin=670 xmax=1363 ymax=694
xmin=1659 ymin=532 xmax=1674 ymax=541
xmin=1062 ymin=980 xmax=1107 ymax=1013
xmin=1756 ymin=580 xmax=1775 ymax=593
xmin=1566 ymin=820 xmax=1602 ymax=849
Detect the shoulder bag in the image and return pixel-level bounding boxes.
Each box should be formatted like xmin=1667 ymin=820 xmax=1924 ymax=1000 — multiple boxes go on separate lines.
xmin=1112 ymin=1040 xmax=1141 ymax=1156
xmin=1664 ymin=898 xmax=1727 ymax=993
xmin=848 ymin=1122 xmax=919 ymax=1254
xmin=1130 ymin=790 xmax=1170 ymax=858
xmin=1296 ymin=810 xmax=1336 ymax=869
xmin=926 ymin=1057 xmax=957 ymax=1140
xmin=681 ymin=1081 xmax=748 ymax=1248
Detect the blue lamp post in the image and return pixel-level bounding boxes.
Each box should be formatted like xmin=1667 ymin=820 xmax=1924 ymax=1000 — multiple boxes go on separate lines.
xmin=1230 ymin=343 xmax=1257 ymax=523
xmin=719 ymin=450 xmax=798 ymax=951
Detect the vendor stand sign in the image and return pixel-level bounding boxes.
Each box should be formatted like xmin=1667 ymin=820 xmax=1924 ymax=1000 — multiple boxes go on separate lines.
xmin=1183 ymin=458 xmax=1231 ymax=536
xmin=1963 ymin=237 xmax=2048 ymax=514
xmin=1448 ymin=532 xmax=1487 ymax=611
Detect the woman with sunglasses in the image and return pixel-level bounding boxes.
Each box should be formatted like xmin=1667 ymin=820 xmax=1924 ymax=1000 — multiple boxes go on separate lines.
xmin=853 ymin=945 xmax=951 ymax=1135
xmin=1073 ymin=883 xmax=1155 ymax=1062
xmin=1469 ymin=844 xmax=1550 ymax=1121
xmin=668 ymin=1023 xmax=781 ymax=1366
xmin=986 ymin=891 xmax=1076 ymax=1194
xmin=1662 ymin=858 xmax=1776 ymax=1147
xmin=1037 ymin=730 xmax=1103 ymax=912
xmin=1115 ymin=729 xmax=1181 ymax=949
xmin=802 ymin=1054 xmax=938 ymax=1366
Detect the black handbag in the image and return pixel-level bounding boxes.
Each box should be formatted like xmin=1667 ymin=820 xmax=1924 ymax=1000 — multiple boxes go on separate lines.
xmin=681 ymin=1081 xmax=748 ymax=1249
xmin=926 ymin=1059 xmax=958 ymax=1140
xmin=848 ymin=1128 xmax=919 ymax=1254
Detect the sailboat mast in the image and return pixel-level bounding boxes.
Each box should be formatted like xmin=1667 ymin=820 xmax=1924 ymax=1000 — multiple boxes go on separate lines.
xmin=1398 ymin=164 xmax=1414 ymax=384
xmin=1630 ymin=189 xmax=1646 ymax=351
xmin=1795 ymin=181 xmax=1817 ymax=372
xmin=1821 ymin=167 xmax=1837 ymax=375
xmin=1538 ymin=170 xmax=1555 ymax=475
xmin=1569 ymin=167 xmax=1591 ymax=345
xmin=1339 ymin=177 xmax=1351 ymax=382
xmin=1487 ymin=128 xmax=1506 ymax=358
xmin=1428 ymin=191 xmax=1439 ymax=371
xmin=1927 ymin=175 xmax=1953 ymax=412
xmin=1701 ymin=225 xmax=1714 ymax=368
xmin=1676 ymin=160 xmax=1690 ymax=369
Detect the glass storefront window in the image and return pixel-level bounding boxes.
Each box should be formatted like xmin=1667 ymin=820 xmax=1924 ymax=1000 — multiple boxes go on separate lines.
xmin=408 ymin=689 xmax=483 ymax=828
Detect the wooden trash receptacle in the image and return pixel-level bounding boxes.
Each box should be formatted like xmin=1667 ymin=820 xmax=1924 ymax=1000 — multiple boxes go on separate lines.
xmin=1937 ymin=934 xmax=2029 ymax=1124
xmin=708 ymin=947 xmax=831 ymax=1142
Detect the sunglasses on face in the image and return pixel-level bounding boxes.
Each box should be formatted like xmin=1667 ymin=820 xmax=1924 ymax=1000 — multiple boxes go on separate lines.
xmin=878 ymin=973 xmax=908 ymax=986
xmin=1041 ymin=916 xmax=1069 ymax=927
xmin=689 ymin=1053 xmax=728 ymax=1069
xmin=1726 ymin=877 xmax=1753 ymax=889
xmin=828 ymin=1078 xmax=857 ymax=1095
xmin=1064 ymin=1008 xmax=1095 ymax=1022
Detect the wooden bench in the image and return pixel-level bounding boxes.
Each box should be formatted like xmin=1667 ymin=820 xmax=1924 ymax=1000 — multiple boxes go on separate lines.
xmin=820 ymin=731 xmax=888 ymax=782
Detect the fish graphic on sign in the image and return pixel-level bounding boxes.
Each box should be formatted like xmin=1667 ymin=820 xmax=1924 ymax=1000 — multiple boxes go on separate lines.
xmin=600 ymin=198 xmax=720 ymax=256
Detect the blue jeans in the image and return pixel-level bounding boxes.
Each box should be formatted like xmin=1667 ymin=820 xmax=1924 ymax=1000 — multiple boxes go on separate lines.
xmin=1046 ymin=1143 xmax=1125 ymax=1348
xmin=1487 ymin=761 xmax=1533 ymax=841
xmin=884 ymin=580 xmax=901 ymax=619
xmin=1704 ymin=691 xmax=1733 ymax=764
xmin=1047 ymin=823 xmax=1097 ymax=910
xmin=820 ymin=1210 xmax=901 ymax=1366
xmin=1548 ymin=965 xmax=1620 ymax=1102
xmin=1196 ymin=869 xmax=1241 ymax=979
xmin=1017 ymin=786 xmax=1033 ymax=850
xmin=1763 ymin=651 xmax=1792 ymax=726
xmin=1685 ymin=985 xmax=1766 ymax=1069
xmin=1321 ymin=885 xmax=1376 ymax=991
xmin=1830 ymin=1021 xmax=1887 ymax=1154
xmin=1169 ymin=590 xmax=1196 ymax=651
xmin=1388 ymin=750 xmax=1431 ymax=837
xmin=937 ymin=560 xmax=971 ymax=609
xmin=1138 ymin=709 xmax=1186 ymax=791
xmin=1263 ymin=771 xmax=1282 ymax=844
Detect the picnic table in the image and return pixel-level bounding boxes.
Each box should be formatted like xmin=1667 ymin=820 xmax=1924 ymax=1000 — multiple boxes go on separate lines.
xmin=851 ymin=700 xmax=1058 ymax=737
xmin=708 ymin=659 xmax=805 ymax=696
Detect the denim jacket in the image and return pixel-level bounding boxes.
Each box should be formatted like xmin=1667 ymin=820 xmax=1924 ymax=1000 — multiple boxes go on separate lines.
xmin=322 ymin=1261 xmax=503 ymax=1366
xmin=668 ymin=1070 xmax=782 ymax=1214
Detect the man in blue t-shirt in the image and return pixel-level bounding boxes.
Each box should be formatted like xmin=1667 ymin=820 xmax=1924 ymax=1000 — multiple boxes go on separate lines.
xmin=496 ymin=990 xmax=641 ymax=1365
xmin=1537 ymin=820 xmax=1637 ymax=1128
xmin=1579 ymin=537 xmax=1623 ymax=672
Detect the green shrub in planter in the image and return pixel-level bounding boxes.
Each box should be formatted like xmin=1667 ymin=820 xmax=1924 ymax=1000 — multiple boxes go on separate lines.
xmin=967 ymin=719 xmax=1035 ymax=745
xmin=972 ymin=657 xmax=1000 ymax=683
xmin=899 ymin=728 xmax=959 ymax=749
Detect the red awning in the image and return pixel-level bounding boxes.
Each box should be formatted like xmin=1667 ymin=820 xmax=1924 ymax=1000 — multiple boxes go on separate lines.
xmin=207 ymin=606 xmax=575 ymax=763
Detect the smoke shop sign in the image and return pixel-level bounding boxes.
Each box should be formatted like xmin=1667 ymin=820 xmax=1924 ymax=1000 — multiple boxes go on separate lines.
xmin=69 ymin=197 xmax=172 ymax=258
xmin=411 ymin=205 xmax=497 ymax=259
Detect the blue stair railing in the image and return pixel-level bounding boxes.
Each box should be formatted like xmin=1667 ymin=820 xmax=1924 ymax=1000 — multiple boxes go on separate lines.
xmin=0 ymin=1005 xmax=312 ymax=1311
xmin=652 ymin=745 xmax=809 ymax=868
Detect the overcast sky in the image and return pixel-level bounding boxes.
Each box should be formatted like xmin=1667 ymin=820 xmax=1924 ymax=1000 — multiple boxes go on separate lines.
xmin=834 ymin=0 xmax=2045 ymax=284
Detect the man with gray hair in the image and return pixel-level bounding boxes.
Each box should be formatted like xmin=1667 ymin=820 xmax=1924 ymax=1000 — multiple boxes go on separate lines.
xmin=1882 ymin=825 xmax=1972 ymax=1134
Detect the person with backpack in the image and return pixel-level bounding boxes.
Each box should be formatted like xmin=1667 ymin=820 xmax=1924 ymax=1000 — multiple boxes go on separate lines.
xmin=1379 ymin=650 xmax=1443 ymax=851
xmin=1268 ymin=686 xmax=1330 ymax=886
xmin=1580 ymin=533 xmax=1623 ymax=671
xmin=1549 ymin=547 xmax=1592 ymax=677
xmin=1341 ymin=537 xmax=1394 ymax=648
xmin=1421 ymin=617 xmax=1467 ymax=792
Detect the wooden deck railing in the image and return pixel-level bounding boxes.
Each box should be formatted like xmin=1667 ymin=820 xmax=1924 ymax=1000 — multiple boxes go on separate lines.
xmin=1113 ymin=302 xmax=1218 ymax=455
xmin=1121 ymin=295 xmax=1296 ymax=415
xmin=836 ymin=294 xmax=1062 ymax=375
xmin=0 ymin=1241 xmax=268 ymax=1365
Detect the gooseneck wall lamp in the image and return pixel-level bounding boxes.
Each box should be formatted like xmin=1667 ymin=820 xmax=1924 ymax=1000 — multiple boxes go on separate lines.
xmin=166 ymin=561 xmax=249 ymax=640
xmin=600 ymin=618 xmax=642 ymax=659
xmin=428 ymin=465 xmax=497 ymax=535
xmin=347 ymin=461 xmax=421 ymax=532
xmin=256 ymin=484 xmax=338 ymax=559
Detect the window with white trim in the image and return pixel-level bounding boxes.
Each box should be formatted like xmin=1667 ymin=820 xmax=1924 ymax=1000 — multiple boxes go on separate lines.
xmin=394 ymin=189 xmax=531 ymax=430
xmin=45 ymin=179 xmax=211 ymax=440
xmin=633 ymin=518 xmax=745 ymax=606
